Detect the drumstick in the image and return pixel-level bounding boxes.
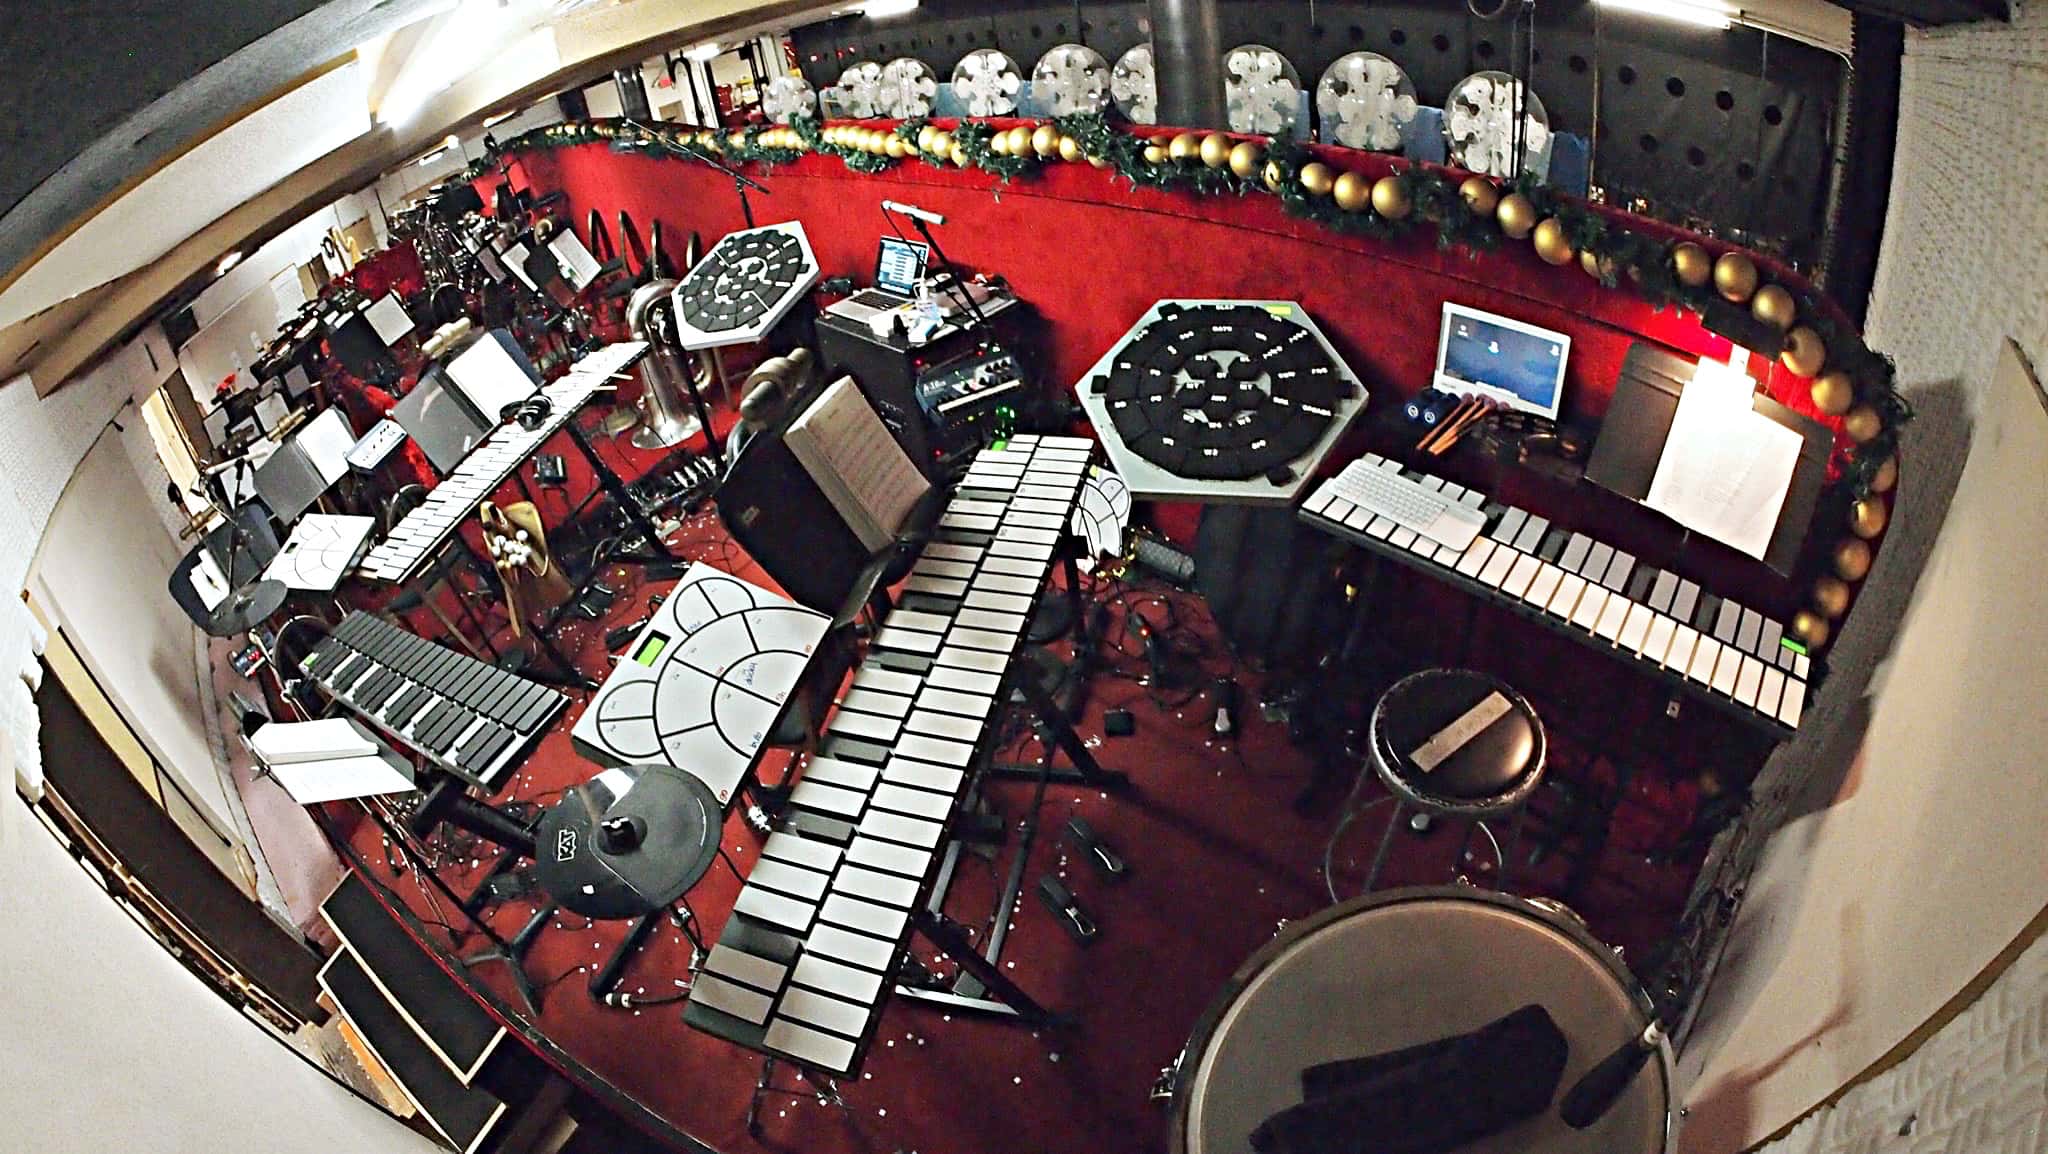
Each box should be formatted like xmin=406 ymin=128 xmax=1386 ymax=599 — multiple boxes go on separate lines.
xmin=1416 ymin=397 xmax=1478 ymax=454
xmin=1428 ymin=398 xmax=1496 ymax=456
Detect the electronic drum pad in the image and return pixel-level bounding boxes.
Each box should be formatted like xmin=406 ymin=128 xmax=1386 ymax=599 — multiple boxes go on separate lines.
xmin=669 ymin=221 xmax=821 ymax=350
xmin=1077 ymin=301 xmax=1368 ymax=504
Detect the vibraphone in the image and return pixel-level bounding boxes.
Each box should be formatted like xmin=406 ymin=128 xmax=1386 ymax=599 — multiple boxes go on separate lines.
xmin=680 ymin=435 xmax=1116 ymax=1100
xmin=1299 ymin=454 xmax=1813 ymax=736
xmin=357 ymin=341 xmax=646 ymax=585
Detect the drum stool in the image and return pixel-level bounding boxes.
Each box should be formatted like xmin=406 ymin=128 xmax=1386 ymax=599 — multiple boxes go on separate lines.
xmin=1360 ymin=668 xmax=1546 ymax=893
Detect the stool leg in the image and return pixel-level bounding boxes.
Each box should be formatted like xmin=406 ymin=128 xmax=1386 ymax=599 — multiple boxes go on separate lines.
xmin=1499 ymin=813 xmax=1527 ymax=894
xmin=1362 ymin=801 xmax=1405 ymax=894
xmin=746 ymin=1058 xmax=777 ymax=1137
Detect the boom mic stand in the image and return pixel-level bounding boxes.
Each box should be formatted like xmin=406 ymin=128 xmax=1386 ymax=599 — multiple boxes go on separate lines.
xmin=621 ymin=120 xmax=771 ymax=229
xmin=884 ymin=204 xmax=989 ymax=333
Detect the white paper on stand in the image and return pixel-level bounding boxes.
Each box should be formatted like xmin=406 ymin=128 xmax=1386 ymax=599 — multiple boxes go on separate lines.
xmin=1643 ymin=381 xmax=1803 ymax=559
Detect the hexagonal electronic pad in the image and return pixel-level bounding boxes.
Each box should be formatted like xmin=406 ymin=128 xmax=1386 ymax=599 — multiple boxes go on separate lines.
xmin=1077 ymin=300 xmax=1368 ymax=504
xmin=669 ymin=221 xmax=821 ymax=350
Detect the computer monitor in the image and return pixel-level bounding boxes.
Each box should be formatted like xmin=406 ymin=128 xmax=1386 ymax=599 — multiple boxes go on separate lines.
xmin=1432 ymin=303 xmax=1572 ymax=420
xmin=875 ymin=236 xmax=929 ymax=296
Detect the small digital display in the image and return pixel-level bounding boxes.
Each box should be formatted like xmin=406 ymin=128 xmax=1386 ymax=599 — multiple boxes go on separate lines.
xmin=634 ymin=632 xmax=670 ymax=666
xmin=875 ymin=237 xmax=929 ymax=296
xmin=1434 ymin=303 xmax=1572 ymax=420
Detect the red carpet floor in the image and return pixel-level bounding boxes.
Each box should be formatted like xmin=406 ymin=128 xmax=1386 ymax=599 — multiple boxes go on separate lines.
xmin=342 ymin=374 xmax=1713 ymax=1154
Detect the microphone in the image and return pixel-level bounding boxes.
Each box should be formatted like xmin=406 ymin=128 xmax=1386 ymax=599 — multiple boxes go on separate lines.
xmin=882 ymin=200 xmax=945 ymax=225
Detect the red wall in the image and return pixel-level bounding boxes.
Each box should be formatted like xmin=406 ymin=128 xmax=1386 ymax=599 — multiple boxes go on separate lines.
xmin=503 ymin=138 xmax=1826 ymax=429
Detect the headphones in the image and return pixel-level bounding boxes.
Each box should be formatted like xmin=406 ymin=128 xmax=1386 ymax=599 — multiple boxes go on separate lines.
xmin=501 ymin=394 xmax=553 ymax=432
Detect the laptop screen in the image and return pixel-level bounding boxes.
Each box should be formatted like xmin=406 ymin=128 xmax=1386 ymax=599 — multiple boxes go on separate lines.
xmin=875 ymin=237 xmax=929 ymax=296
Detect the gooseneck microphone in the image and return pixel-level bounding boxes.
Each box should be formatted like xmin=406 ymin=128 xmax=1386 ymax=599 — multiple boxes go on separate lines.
xmin=881 ymin=199 xmax=945 ymax=225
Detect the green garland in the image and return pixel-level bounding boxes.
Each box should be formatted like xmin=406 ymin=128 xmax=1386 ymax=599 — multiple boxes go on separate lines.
xmin=471 ymin=113 xmax=1908 ymax=499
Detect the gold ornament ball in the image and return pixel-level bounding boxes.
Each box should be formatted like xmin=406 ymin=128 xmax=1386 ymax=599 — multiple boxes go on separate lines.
xmin=1779 ymin=326 xmax=1826 ymax=377
xmin=916 ymin=126 xmax=936 ymax=151
xmin=1006 ymin=126 xmax=1033 ymax=156
xmin=1671 ymin=242 xmax=1712 ymax=287
xmin=989 ymin=131 xmax=1011 ymax=155
xmin=1532 ymin=217 xmax=1576 ymax=265
xmin=1833 ymin=538 xmax=1872 ymax=582
xmin=1812 ymin=576 xmax=1852 ymax=620
xmin=1810 ymin=370 xmax=1854 ymax=415
xmin=885 ymin=136 xmax=908 ymax=158
xmin=1371 ymin=176 xmax=1413 ymax=220
xmin=1850 ymin=497 xmax=1889 ymax=540
xmin=1032 ymin=124 xmax=1059 ymax=156
xmin=1143 ymin=144 xmax=1167 ymax=164
xmin=1199 ymin=133 xmax=1233 ymax=168
xmin=1843 ymin=403 xmax=1882 ymax=443
xmin=1263 ymin=160 xmax=1285 ymax=191
xmin=1872 ymin=455 xmax=1898 ymax=494
xmin=1459 ymin=176 xmax=1499 ymax=218
xmin=1580 ymin=249 xmax=1617 ymax=280
xmin=1331 ymin=171 xmax=1370 ymax=212
xmin=1790 ymin=610 xmax=1831 ymax=650
xmin=1751 ymin=284 xmax=1798 ymax=331
xmin=1228 ymin=140 xmax=1263 ymax=179
xmin=929 ymin=131 xmax=952 ymax=156
xmin=1714 ymin=251 xmax=1760 ymax=303
xmin=1088 ymin=152 xmax=1111 ymax=169
xmin=1299 ymin=162 xmax=1336 ymax=197
xmin=1057 ymin=135 xmax=1082 ymax=163
xmin=1496 ymin=193 xmax=1537 ymax=239
xmin=1168 ymin=132 xmax=1200 ymax=162
xmin=950 ymin=142 xmax=970 ymax=166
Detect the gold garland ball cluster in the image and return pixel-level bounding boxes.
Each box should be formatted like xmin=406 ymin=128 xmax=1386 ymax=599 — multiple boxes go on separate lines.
xmin=484 ymin=114 xmax=1907 ymax=654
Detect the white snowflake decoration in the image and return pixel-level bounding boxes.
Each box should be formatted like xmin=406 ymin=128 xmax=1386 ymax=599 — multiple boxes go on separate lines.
xmin=1225 ymin=44 xmax=1301 ymax=135
xmin=951 ymin=50 xmax=1022 ymax=117
xmin=1316 ymin=52 xmax=1418 ymax=152
xmin=762 ymin=75 xmax=817 ymax=124
xmin=1444 ymin=71 xmax=1551 ymax=178
xmin=1031 ymin=44 xmax=1111 ymax=115
xmin=877 ymin=58 xmax=938 ymax=118
xmin=1111 ymin=43 xmax=1158 ymax=124
xmin=831 ymin=61 xmax=883 ymax=119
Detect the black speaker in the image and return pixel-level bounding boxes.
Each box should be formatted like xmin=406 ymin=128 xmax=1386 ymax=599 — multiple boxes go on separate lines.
xmin=715 ymin=431 xmax=871 ymax=616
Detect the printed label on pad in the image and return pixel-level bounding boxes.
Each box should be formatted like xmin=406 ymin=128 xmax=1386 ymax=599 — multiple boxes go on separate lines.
xmin=1408 ymin=692 xmax=1513 ymax=773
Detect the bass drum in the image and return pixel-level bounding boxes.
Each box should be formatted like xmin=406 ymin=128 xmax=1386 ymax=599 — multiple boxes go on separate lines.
xmin=1170 ymin=886 xmax=1673 ymax=1154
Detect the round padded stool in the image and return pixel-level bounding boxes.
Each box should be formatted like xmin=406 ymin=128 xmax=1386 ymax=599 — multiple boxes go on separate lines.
xmin=1359 ymin=669 xmax=1546 ymax=893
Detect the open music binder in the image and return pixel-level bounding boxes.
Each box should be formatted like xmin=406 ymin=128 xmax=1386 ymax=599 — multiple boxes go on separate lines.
xmin=783 ymin=375 xmax=931 ymax=552
xmin=1586 ymin=342 xmax=1830 ymax=576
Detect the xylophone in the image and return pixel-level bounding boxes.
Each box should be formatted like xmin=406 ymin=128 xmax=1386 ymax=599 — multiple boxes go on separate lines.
xmin=681 ymin=435 xmax=1104 ymax=1084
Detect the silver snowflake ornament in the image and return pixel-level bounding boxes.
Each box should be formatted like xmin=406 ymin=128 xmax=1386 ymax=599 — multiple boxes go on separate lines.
xmin=951 ymin=49 xmax=1022 ymax=117
xmin=1031 ymin=44 xmax=1111 ymax=115
xmin=1225 ymin=44 xmax=1301 ymax=135
xmin=1316 ymin=52 xmax=1418 ymax=152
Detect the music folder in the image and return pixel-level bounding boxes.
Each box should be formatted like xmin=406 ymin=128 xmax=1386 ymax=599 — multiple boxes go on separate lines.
xmin=1586 ymin=342 xmax=1829 ymax=575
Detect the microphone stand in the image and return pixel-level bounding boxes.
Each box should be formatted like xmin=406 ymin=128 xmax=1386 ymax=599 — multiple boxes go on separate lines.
xmin=623 ymin=120 xmax=771 ymax=229
xmin=893 ymin=208 xmax=989 ymax=333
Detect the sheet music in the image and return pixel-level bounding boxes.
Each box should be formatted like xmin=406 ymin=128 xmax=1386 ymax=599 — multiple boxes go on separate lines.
xmin=785 ymin=377 xmax=930 ymax=552
xmin=1644 ymin=380 xmax=1803 ymax=560
xmin=295 ymin=407 xmax=356 ymax=485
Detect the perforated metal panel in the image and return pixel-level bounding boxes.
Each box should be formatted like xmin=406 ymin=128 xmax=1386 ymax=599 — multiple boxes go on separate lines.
xmin=791 ymin=0 xmax=1844 ymax=264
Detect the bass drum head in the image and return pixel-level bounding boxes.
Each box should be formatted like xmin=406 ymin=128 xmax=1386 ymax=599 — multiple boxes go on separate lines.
xmin=1175 ymin=887 xmax=1669 ymax=1154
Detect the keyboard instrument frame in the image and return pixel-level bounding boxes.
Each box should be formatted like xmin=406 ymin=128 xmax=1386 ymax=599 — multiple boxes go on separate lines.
xmin=1298 ymin=453 xmax=1814 ymax=738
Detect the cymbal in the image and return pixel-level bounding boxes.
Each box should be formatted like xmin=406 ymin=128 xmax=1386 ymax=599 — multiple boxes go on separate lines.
xmin=204 ymin=580 xmax=287 ymax=637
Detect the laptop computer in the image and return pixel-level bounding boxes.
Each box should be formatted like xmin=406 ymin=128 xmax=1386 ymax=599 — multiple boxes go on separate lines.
xmin=825 ymin=236 xmax=931 ymax=323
